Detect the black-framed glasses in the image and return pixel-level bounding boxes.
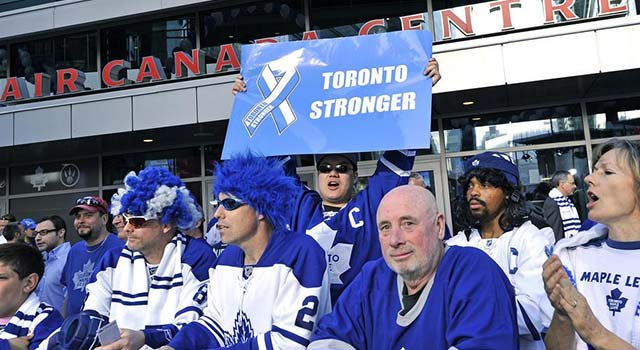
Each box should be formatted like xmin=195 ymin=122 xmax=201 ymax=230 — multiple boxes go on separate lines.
xmin=317 ymin=163 xmax=352 ymax=174
xmin=35 ymin=229 xmax=58 ymax=236
xmin=210 ymin=197 xmax=245 ymax=211
xmin=122 ymin=213 xmax=156 ymax=228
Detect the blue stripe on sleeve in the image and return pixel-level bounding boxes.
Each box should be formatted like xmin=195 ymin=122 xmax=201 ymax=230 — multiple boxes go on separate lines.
xmin=272 ymin=325 xmax=310 ymax=347
xmin=517 ymin=301 xmax=541 ymax=341
xmin=175 ymin=306 xmax=204 ymax=318
xmin=265 ymin=331 xmax=274 ymax=350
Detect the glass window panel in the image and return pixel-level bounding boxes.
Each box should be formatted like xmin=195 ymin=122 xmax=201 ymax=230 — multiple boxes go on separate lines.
xmin=10 ymin=191 xmax=98 ymax=244
xmin=587 ymin=97 xmax=640 ymax=139
xmin=204 ymin=144 xmax=224 ymax=176
xmin=0 ymin=45 xmax=7 ymax=78
xmin=101 ymin=15 xmax=196 ymax=80
xmin=0 ymin=168 xmax=6 ymax=196
xmin=443 ymin=105 xmax=583 ymax=152
xmin=102 ymin=147 xmax=201 ymax=186
xmin=185 ymin=181 xmax=203 ymax=208
xmin=446 ymin=146 xmax=589 ymax=232
xmin=309 ymin=0 xmax=427 ymax=31
xmin=200 ymin=1 xmax=305 ymax=74
xmin=10 ymin=32 xmax=98 ymax=93
xmin=10 ymin=158 xmax=99 ymax=195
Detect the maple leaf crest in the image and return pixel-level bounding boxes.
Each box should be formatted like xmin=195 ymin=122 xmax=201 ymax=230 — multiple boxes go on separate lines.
xmin=606 ymin=288 xmax=628 ymax=316
xmin=224 ymin=310 xmax=255 ymax=346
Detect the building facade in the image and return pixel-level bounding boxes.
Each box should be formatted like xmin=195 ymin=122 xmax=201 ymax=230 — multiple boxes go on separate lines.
xmin=1 ymin=0 xmax=639 ymax=238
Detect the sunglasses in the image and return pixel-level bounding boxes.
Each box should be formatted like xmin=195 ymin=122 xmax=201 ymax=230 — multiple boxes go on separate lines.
xmin=317 ymin=163 xmax=352 ymax=174
xmin=210 ymin=197 xmax=245 ymax=211
xmin=122 ymin=213 xmax=157 ymax=228
xmin=76 ymin=196 xmax=104 ymax=207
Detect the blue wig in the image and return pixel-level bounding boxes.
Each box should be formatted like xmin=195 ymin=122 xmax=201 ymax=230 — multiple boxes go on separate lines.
xmin=214 ymin=153 xmax=298 ymax=232
xmin=110 ymin=166 xmax=202 ymax=231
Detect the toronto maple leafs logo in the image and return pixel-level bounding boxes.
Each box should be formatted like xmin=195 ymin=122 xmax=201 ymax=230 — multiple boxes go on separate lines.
xmin=327 ymin=243 xmax=354 ymax=285
xmin=223 ymin=311 xmax=255 ymax=346
xmin=72 ymin=260 xmax=95 ymax=291
xmin=606 ymin=288 xmax=628 ymax=315
xmin=30 ymin=166 xmax=48 ymax=191
xmin=212 ymin=242 xmax=228 ymax=258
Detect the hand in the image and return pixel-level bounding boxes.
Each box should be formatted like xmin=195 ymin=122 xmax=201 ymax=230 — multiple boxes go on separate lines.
xmin=553 ymin=281 xmax=603 ymax=342
xmin=423 ymin=57 xmax=441 ymax=86
xmin=8 ymin=333 xmax=32 ymax=350
xmin=542 ymin=255 xmax=573 ymax=317
xmin=231 ymin=75 xmax=247 ymax=95
xmin=543 ymin=255 xmax=615 ymax=347
xmin=95 ymin=329 xmax=146 ymax=350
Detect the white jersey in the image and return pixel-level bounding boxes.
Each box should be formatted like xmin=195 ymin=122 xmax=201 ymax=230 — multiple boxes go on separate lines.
xmin=168 ymin=229 xmax=330 ymax=350
xmin=447 ymin=221 xmax=555 ymax=350
xmin=554 ymin=224 xmax=640 ymax=350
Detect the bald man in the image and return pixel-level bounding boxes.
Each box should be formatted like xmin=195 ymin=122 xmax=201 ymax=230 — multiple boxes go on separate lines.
xmin=309 ymin=185 xmax=518 ymax=350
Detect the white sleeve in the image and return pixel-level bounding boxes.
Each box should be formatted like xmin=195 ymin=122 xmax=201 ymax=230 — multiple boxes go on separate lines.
xmin=195 ymin=267 xmax=227 ymax=346
xmin=173 ymin=263 xmax=210 ymax=328
xmin=512 ymin=226 xmax=555 ymax=341
xmin=83 ymin=266 xmax=115 ymax=317
xmin=262 ymin=268 xmax=329 ymax=350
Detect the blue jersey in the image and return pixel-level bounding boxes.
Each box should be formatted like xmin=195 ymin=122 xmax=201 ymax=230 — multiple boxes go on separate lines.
xmin=303 ymin=150 xmax=415 ymax=302
xmin=309 ymin=246 xmax=519 ymax=350
xmin=0 ymin=293 xmax=63 ymax=350
xmin=60 ymin=233 xmax=124 ymax=317
xmin=168 ymin=228 xmax=330 ymax=350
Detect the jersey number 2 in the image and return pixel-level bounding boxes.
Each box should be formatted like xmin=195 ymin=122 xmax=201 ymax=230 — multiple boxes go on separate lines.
xmin=295 ymin=296 xmax=319 ymax=331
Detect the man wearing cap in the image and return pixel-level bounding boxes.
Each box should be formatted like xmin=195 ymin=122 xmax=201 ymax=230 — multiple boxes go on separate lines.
xmin=54 ymin=167 xmax=215 ymax=350
xmin=61 ymin=196 xmax=124 ymax=317
xmin=314 ymin=153 xmax=360 ymax=220
xmin=447 ymin=151 xmax=555 ymax=350
xmin=20 ymin=218 xmax=37 ymax=247
xmin=231 ymin=58 xmax=440 ymax=304
xmin=35 ymin=215 xmax=71 ymax=312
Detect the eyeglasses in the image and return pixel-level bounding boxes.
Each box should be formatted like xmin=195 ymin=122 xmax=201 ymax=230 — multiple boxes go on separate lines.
xmin=210 ymin=197 xmax=245 ymax=211
xmin=317 ymin=163 xmax=352 ymax=174
xmin=35 ymin=229 xmax=58 ymax=236
xmin=122 ymin=213 xmax=156 ymax=228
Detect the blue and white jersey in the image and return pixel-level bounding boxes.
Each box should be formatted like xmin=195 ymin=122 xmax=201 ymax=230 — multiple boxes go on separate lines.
xmin=447 ymin=221 xmax=555 ymax=350
xmin=83 ymin=233 xmax=215 ymax=349
xmin=308 ymin=246 xmax=518 ymax=350
xmin=168 ymin=228 xmax=330 ymax=350
xmin=61 ymin=233 xmax=124 ymax=318
xmin=0 ymin=293 xmax=63 ymax=350
xmin=554 ymin=224 xmax=640 ymax=350
xmin=303 ymin=150 xmax=415 ymax=303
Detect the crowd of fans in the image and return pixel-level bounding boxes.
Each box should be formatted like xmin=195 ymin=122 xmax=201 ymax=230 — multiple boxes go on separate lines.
xmin=0 ymin=56 xmax=638 ymax=350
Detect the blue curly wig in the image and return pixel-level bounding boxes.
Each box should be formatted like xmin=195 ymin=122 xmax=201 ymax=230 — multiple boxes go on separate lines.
xmin=110 ymin=167 xmax=202 ymax=231
xmin=214 ymin=153 xmax=298 ymax=232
